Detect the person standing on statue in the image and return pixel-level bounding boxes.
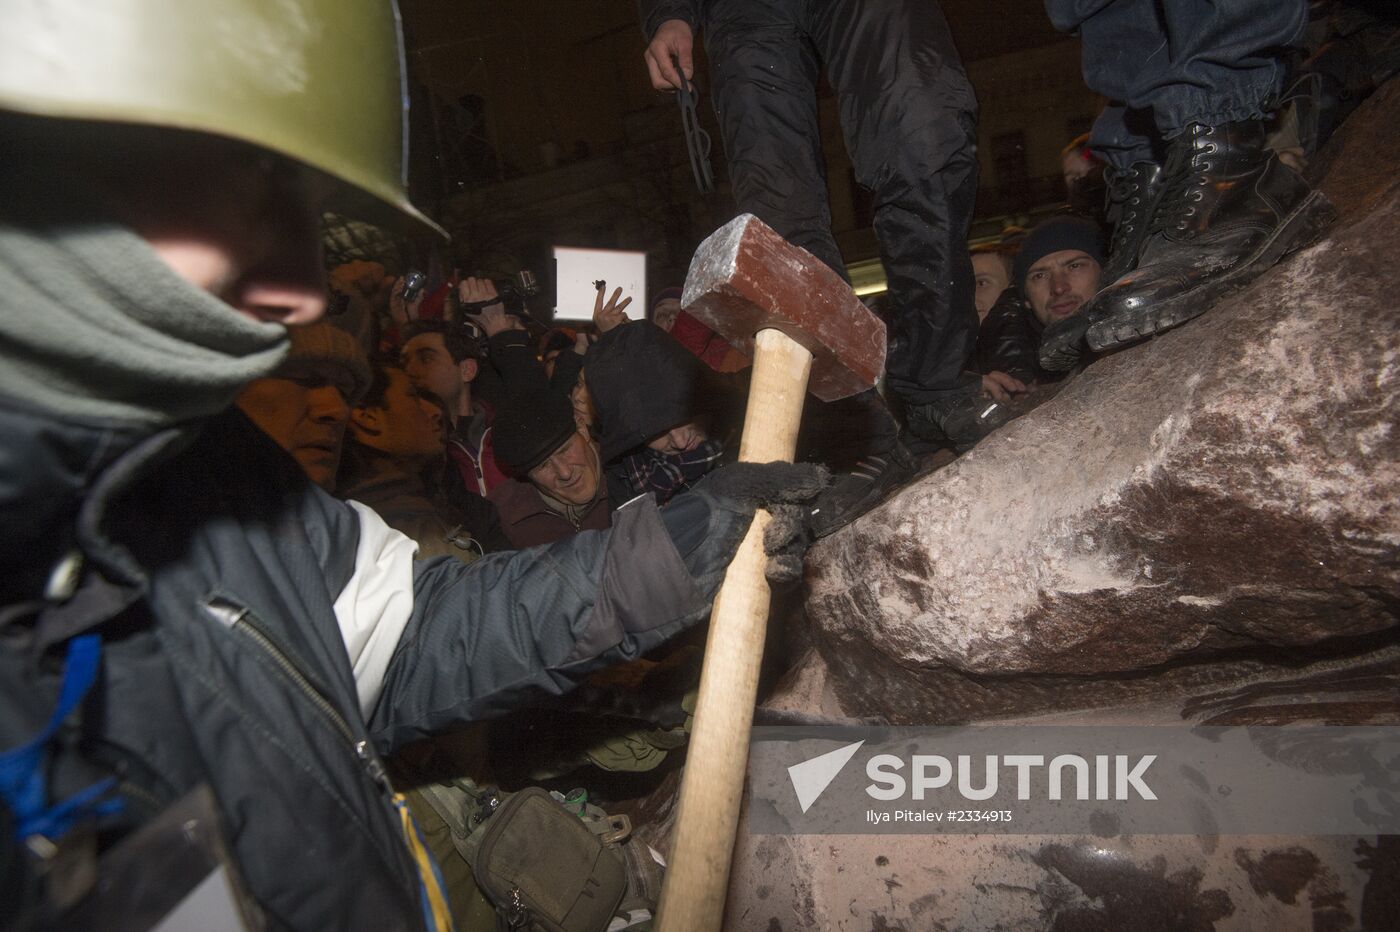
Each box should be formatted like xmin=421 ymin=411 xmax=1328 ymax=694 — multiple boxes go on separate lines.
xmin=640 ymin=0 xmax=1007 ymax=521
xmin=1036 ymin=0 xmax=1334 ymax=371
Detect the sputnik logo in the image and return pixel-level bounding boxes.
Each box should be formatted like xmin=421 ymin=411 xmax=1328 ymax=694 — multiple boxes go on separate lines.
xmin=787 ymin=740 xmax=865 ymax=813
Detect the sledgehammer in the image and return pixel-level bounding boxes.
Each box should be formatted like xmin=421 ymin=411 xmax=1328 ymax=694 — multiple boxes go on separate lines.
xmin=655 ymin=215 xmax=885 ymax=932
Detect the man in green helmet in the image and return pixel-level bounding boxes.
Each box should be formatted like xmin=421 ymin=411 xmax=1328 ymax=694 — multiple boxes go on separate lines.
xmin=0 ymin=3 xmax=825 ymax=929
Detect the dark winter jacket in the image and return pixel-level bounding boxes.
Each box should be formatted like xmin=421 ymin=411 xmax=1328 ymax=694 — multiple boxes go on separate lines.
xmin=487 ymin=328 xmax=553 ymax=397
xmin=489 ymin=473 xmax=613 ymax=549
xmin=0 ymin=402 xmax=749 ymax=931
xmin=549 ymin=343 xmax=586 ymax=396
xmin=639 ymin=0 xmax=702 ymax=39
xmin=443 ymin=326 xmax=555 ymax=501
xmin=977 ymin=287 xmax=1065 ymax=385
xmin=337 ymin=440 xmax=510 ymax=560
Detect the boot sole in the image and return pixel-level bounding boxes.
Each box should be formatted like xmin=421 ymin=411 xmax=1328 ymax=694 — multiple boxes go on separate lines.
xmin=1086 ymin=189 xmax=1338 ymax=352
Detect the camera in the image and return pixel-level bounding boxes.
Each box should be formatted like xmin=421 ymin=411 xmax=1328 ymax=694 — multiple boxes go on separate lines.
xmin=455 ymin=269 xmax=540 ymax=320
xmin=492 ymin=272 xmax=534 ymax=319
xmin=493 ymin=269 xmax=540 ymax=316
xmin=401 ymin=269 xmax=427 ymax=302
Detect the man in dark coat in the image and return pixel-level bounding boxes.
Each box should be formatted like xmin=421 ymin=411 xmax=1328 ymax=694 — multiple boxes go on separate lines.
xmin=0 ymin=3 xmax=824 ymax=929
xmin=980 ymin=216 xmax=1106 ymax=386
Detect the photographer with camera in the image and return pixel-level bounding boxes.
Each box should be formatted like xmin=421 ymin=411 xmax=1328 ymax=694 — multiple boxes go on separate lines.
xmin=399 ymin=272 xmax=547 ymax=505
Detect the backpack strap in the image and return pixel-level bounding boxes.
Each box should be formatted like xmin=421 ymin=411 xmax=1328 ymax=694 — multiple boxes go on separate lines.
xmin=0 ymin=634 xmax=124 ymax=841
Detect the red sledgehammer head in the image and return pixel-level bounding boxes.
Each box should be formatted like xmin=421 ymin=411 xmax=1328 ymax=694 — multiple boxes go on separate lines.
xmin=681 ymin=214 xmax=887 ymax=402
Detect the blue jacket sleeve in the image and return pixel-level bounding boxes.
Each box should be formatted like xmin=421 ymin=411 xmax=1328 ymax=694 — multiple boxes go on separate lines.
xmin=366 ymin=489 xmax=746 ymax=750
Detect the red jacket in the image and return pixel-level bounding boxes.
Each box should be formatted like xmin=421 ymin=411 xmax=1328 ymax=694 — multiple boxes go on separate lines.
xmin=448 ymin=412 xmax=509 ymax=497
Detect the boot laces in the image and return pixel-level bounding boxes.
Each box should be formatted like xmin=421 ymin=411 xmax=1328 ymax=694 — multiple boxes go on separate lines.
xmin=1151 ymin=130 xmax=1216 ymax=236
xmin=1106 ymin=167 xmax=1145 ymax=253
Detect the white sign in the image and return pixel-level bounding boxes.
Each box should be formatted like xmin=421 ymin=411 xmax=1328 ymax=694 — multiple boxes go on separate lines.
xmin=553 ymin=246 xmax=647 ymax=321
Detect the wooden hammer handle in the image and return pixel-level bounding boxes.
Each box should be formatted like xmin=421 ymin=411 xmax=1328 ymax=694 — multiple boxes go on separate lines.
xmin=656 ymin=329 xmax=814 ymax=932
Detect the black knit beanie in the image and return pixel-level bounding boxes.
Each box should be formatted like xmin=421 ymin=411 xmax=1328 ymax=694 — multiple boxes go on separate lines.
xmin=493 ymin=388 xmax=577 ymax=475
xmin=1013 ymin=215 xmax=1105 ymax=290
xmin=585 ymin=321 xmax=710 ymax=463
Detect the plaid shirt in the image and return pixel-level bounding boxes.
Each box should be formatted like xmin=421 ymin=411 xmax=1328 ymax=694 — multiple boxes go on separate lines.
xmin=622 ymin=439 xmax=724 ymax=504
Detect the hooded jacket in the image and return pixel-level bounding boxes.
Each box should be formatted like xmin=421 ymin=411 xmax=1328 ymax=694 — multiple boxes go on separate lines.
xmin=585 ymin=322 xmax=710 ymax=465
xmin=585 ymin=322 xmax=740 ymax=507
xmin=0 ymin=205 xmax=754 ymax=931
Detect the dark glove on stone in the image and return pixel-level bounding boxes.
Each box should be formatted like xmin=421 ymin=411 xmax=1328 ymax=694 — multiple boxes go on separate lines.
xmin=697 ymin=461 xmax=830 ymax=588
xmin=657 ymin=462 xmax=830 ymax=607
xmin=763 ymin=503 xmax=812 ymax=589
xmin=699 ymin=461 xmax=831 ymax=509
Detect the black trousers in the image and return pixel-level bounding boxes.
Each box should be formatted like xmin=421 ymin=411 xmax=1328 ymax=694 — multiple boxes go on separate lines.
xmin=1044 ymin=0 xmax=1306 ymax=168
xmin=704 ymin=0 xmax=979 ymax=404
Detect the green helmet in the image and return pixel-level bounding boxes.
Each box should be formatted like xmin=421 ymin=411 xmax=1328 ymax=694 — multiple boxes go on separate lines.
xmin=0 ymin=0 xmax=445 ymax=240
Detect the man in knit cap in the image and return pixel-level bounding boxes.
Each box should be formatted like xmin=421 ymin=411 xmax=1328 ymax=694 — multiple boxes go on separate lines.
xmin=235 ymin=321 xmax=370 ymax=490
xmin=490 ymin=387 xmax=612 ymax=548
xmin=980 ymin=216 xmax=1106 ymax=387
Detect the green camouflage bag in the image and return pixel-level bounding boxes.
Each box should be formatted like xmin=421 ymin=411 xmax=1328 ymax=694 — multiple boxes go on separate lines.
xmin=412 ymin=781 xmax=660 ymax=932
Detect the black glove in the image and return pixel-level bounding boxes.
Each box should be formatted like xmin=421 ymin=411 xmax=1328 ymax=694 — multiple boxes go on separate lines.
xmin=762 ymin=503 xmax=815 ymax=588
xmin=698 ymin=461 xmax=830 ymax=587
xmin=699 ymin=460 xmax=830 ymax=507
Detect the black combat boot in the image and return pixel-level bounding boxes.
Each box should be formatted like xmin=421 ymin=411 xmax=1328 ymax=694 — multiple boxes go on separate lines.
xmin=1099 ymin=161 xmax=1167 ymax=285
xmin=1039 ymin=160 xmax=1166 ymax=372
xmin=1081 ymin=120 xmax=1336 ymax=354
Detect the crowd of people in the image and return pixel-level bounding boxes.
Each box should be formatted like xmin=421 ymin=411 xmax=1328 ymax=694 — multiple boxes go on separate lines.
xmin=2 ymin=0 xmax=1395 ymax=930
xmin=263 ymin=269 xmax=752 ymax=561
xmin=281 ymin=198 xmax=1106 ymax=583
